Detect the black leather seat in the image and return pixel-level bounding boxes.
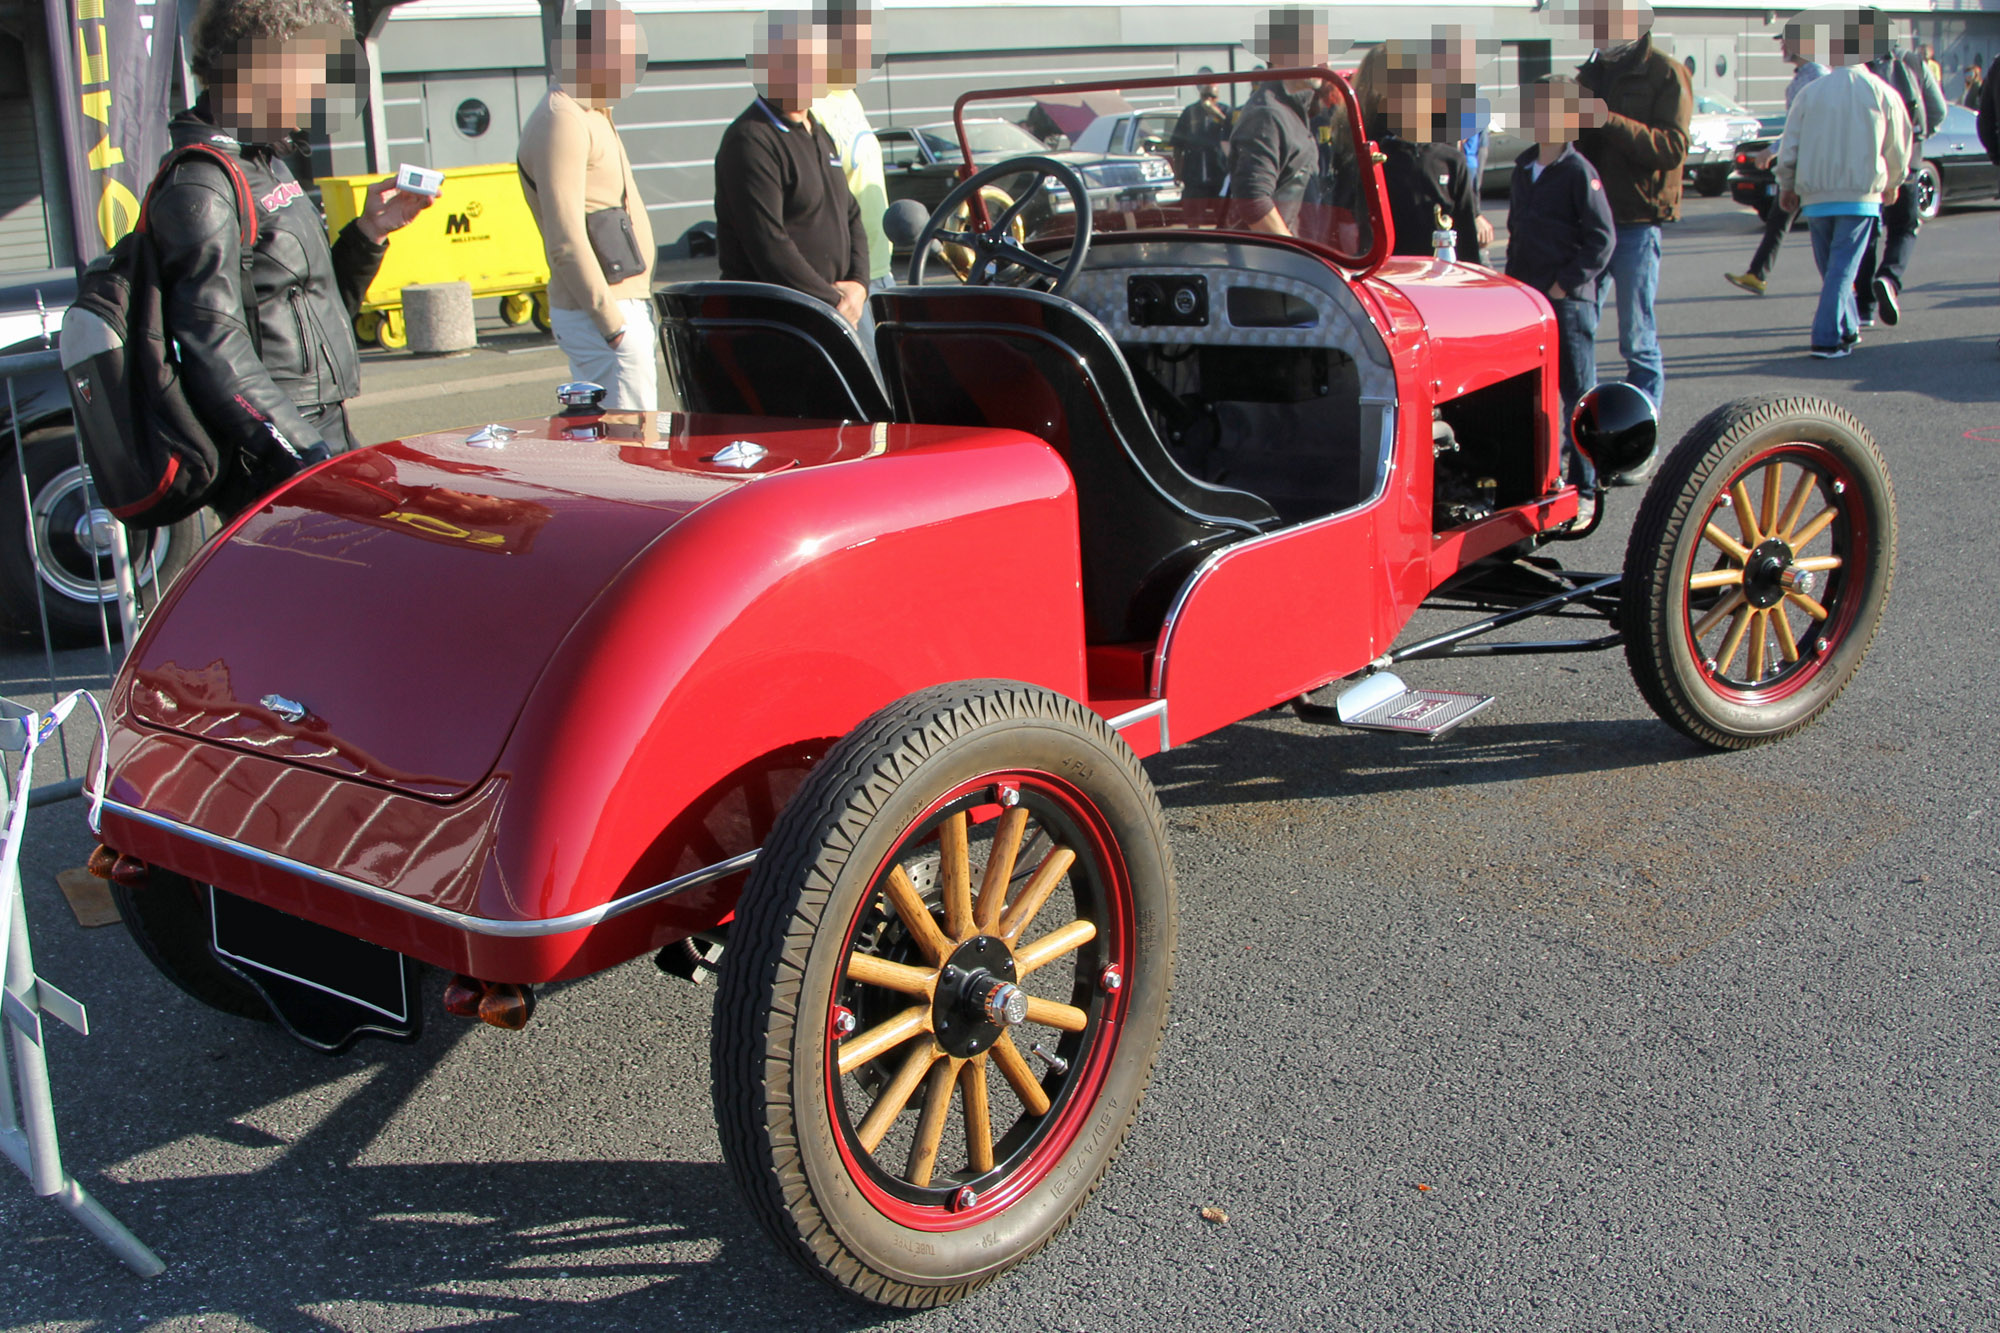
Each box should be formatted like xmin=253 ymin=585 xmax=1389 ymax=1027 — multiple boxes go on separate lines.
xmin=871 ymin=286 xmax=1278 ymax=644
xmin=656 ymin=282 xmax=892 ymax=421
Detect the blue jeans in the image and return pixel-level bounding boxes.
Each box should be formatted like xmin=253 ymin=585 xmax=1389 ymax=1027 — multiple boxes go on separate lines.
xmin=1551 ymin=297 xmax=1600 ymax=425
xmin=1807 ymin=214 xmax=1876 ymax=351
xmin=1593 ymin=224 xmax=1663 ymax=410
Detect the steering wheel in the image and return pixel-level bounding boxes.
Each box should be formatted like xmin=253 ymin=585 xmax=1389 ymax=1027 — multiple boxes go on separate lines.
xmin=907 ymin=155 xmax=1093 ymax=295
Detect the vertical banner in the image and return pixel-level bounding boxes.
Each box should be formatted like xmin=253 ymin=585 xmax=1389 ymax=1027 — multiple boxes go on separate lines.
xmin=43 ymin=0 xmax=181 ymax=263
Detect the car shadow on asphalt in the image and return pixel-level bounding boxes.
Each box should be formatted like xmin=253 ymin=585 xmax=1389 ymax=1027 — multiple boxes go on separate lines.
xmin=7 ymin=964 xmax=887 ymax=1331
xmin=1658 ymin=333 xmax=2000 ymax=403
xmin=1145 ymin=715 xmax=1703 ymax=811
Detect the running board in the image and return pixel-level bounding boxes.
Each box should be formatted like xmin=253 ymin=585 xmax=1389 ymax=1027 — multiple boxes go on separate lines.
xmin=1292 ymin=672 xmax=1494 ymax=739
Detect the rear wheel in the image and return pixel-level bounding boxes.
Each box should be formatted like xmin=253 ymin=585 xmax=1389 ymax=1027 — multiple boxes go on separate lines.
xmin=713 ymin=682 xmax=1174 ymax=1307
xmin=0 ymin=426 xmax=202 ymax=643
xmin=1622 ymin=395 xmax=1895 ymax=748
xmin=111 ymin=871 xmax=273 ymax=1022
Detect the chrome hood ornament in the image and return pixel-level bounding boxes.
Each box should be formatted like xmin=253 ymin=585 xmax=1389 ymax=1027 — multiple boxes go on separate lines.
xmin=259 ymin=694 xmax=307 ymax=724
xmin=464 ymin=424 xmax=520 ymax=448
xmin=707 ymin=440 xmax=768 ymax=469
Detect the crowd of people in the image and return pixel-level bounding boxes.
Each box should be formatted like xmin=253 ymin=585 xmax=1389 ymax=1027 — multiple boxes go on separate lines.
xmin=129 ymin=0 xmax=1996 ymax=522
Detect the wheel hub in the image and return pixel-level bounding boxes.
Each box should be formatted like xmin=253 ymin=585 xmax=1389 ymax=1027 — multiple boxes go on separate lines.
xmin=932 ymin=935 xmax=1020 ymax=1058
xmin=1741 ymin=538 xmax=1795 ymax=609
xmin=74 ymin=507 xmax=117 ymax=556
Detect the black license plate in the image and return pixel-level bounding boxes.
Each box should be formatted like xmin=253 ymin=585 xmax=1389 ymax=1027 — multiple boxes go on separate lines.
xmin=210 ymin=890 xmax=420 ymax=1051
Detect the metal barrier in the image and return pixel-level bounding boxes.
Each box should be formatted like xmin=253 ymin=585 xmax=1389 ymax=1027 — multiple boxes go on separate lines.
xmin=0 ymin=346 xmax=158 ymax=804
xmin=0 ymin=690 xmax=163 ymax=1274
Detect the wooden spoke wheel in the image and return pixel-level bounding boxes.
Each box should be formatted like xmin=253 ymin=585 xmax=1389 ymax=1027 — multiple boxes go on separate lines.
xmin=1622 ymin=395 xmax=1895 ymax=748
xmin=713 ymin=682 xmax=1174 ymax=1307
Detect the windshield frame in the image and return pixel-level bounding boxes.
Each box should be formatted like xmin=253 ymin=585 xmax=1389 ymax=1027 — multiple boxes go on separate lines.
xmin=950 ymin=67 xmax=1393 ymax=275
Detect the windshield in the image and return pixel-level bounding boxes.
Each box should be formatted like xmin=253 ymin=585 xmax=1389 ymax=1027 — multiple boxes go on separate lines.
xmin=949 ymin=69 xmax=1385 ymax=270
xmin=923 ymin=121 xmax=1048 ymax=158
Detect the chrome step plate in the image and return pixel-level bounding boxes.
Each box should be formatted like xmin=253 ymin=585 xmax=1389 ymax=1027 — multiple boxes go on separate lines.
xmin=1334 ymin=672 xmax=1494 ymax=740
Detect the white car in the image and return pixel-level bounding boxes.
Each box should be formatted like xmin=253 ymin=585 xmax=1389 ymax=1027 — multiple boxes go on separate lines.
xmin=1686 ymin=91 xmax=1765 ymax=196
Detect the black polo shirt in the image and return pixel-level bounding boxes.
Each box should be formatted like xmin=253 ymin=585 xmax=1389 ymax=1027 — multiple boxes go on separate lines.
xmin=1227 ymin=85 xmax=1316 ymax=227
xmin=714 ymin=97 xmax=869 ymax=306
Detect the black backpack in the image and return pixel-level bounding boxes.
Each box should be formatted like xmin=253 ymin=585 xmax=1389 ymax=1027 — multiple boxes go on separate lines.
xmin=59 ymin=142 xmax=259 ymax=529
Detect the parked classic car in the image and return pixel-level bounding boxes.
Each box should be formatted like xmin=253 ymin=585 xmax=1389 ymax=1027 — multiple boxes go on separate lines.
xmin=0 ymin=272 xmax=201 ymax=643
xmin=1685 ymin=90 xmax=1766 ymax=196
xmin=878 ymin=116 xmax=1179 ymax=227
xmin=88 ymin=67 xmax=1895 ymax=1309
xmin=1729 ymin=103 xmax=2000 ymax=220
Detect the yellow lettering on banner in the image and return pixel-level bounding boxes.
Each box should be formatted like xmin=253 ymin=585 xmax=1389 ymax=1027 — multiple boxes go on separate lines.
xmin=97 ymin=177 xmax=139 ymax=247
xmin=77 ymin=23 xmax=110 ymax=84
xmin=82 ymin=90 xmax=113 ymax=129
xmin=76 ymin=0 xmax=106 ymax=20
xmin=86 ymin=134 xmax=125 ymax=169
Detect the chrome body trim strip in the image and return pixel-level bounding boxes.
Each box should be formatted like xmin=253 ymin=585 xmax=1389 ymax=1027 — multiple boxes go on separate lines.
xmin=1104 ymin=699 xmax=1169 ymax=752
xmin=98 ymin=797 xmax=759 ymax=939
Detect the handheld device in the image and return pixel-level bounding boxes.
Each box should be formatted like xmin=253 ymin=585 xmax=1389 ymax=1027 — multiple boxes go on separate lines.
xmin=395 ymin=164 xmax=444 ymax=197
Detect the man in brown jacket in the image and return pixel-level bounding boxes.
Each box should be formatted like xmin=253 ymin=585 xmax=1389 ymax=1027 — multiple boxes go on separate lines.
xmin=1571 ymin=0 xmax=1689 ymax=418
xmin=518 ymin=2 xmax=660 ymax=410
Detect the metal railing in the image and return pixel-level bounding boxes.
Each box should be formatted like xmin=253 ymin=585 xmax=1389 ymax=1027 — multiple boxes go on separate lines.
xmin=1 ymin=346 xmax=161 ymax=805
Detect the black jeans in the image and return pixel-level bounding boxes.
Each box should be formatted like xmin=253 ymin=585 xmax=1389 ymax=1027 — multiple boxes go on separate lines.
xmin=1854 ymin=180 xmax=1922 ymax=310
xmin=1746 ymin=201 xmax=1797 ymax=280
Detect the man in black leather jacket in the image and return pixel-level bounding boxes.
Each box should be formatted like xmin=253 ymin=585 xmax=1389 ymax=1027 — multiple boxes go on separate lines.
xmin=152 ymin=0 xmax=430 ymax=517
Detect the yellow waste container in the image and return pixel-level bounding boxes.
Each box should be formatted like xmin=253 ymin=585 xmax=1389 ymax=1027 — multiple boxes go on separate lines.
xmin=319 ymin=163 xmax=551 ymax=351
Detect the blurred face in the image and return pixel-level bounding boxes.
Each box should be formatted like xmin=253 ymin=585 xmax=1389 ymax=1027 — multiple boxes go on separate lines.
xmin=1198 ymin=81 xmax=1218 ymax=99
xmin=1264 ymin=18 xmax=1330 ymax=93
xmin=754 ymin=23 xmax=832 ymax=113
xmin=212 ymin=37 xmax=329 ymax=133
xmin=1528 ymin=84 xmax=1597 ymax=143
xmin=1385 ymin=72 xmax=1436 ymax=140
xmin=557 ymin=8 xmax=644 ymax=104
xmin=1577 ymin=0 xmax=1648 ymax=49
xmin=828 ymin=13 xmax=872 ymax=90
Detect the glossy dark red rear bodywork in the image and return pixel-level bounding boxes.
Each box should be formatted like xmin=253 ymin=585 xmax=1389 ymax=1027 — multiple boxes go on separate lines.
xmin=102 ymin=413 xmax=1087 ymax=980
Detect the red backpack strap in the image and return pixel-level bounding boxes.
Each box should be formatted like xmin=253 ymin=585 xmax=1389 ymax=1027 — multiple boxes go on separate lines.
xmin=138 ymin=142 xmax=258 ymax=249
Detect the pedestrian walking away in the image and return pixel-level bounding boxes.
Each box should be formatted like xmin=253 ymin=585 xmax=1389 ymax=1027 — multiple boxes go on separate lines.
xmin=1571 ymin=0 xmax=1690 ymax=413
xmin=151 ymin=0 xmax=431 ymax=519
xmin=517 ymin=1 xmax=660 ymax=410
xmin=1724 ymin=17 xmax=1826 ymax=295
xmin=1172 ymin=70 xmax=1233 ymax=203
xmin=1773 ymin=11 xmax=1910 ymax=358
xmin=713 ymin=11 xmax=870 ymax=327
xmin=1850 ymin=9 xmax=1945 ymax=328
xmin=1963 ymin=62 xmax=1985 ymax=110
xmin=1506 ymin=75 xmax=1616 ymax=469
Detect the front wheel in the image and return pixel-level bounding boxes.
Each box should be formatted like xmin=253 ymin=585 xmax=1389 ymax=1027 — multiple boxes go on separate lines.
xmin=712 ymin=682 xmax=1175 ymax=1307
xmin=1621 ymin=395 xmax=1895 ymax=749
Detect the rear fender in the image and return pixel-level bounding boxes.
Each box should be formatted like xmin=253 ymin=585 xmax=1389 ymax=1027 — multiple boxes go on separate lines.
xmin=480 ymin=428 xmax=1086 ymax=972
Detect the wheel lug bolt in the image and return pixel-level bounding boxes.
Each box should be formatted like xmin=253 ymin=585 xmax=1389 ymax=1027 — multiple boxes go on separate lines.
xmin=954 ymin=1186 xmax=979 ymax=1211
xmin=996 ymin=784 xmax=1021 ymax=808
xmin=831 ymin=1005 xmax=856 ymax=1038
xmin=1100 ymin=964 xmax=1123 ymax=993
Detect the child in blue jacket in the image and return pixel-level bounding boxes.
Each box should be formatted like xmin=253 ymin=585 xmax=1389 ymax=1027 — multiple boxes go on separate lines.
xmin=1506 ymin=75 xmax=1617 ymax=472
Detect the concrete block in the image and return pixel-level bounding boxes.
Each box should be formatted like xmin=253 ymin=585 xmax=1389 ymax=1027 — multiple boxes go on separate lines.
xmin=402 ymin=281 xmax=476 ymax=355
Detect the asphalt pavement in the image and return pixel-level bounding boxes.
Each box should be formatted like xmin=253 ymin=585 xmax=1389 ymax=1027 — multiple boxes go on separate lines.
xmin=2 ymin=194 xmax=1996 ymax=1332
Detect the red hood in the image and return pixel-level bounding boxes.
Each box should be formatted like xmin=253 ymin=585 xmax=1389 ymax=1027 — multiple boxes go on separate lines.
xmin=122 ymin=413 xmax=888 ymax=800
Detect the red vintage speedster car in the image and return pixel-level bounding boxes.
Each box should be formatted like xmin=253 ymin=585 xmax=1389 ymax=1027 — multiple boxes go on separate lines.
xmin=87 ymin=71 xmax=1893 ymax=1306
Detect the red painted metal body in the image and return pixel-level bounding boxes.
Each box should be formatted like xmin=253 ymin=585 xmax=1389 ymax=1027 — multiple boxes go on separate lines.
xmin=96 ymin=100 xmax=1588 ymax=986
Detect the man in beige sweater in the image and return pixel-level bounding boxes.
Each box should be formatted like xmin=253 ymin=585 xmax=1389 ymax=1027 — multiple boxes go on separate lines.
xmin=1774 ymin=11 xmax=1909 ymax=357
xmin=518 ymin=3 xmax=660 ymax=408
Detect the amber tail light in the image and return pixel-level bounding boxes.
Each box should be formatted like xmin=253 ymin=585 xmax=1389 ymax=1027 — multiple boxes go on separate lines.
xmin=87 ymin=843 xmax=150 ymax=887
xmin=443 ymin=974 xmax=537 ymax=1030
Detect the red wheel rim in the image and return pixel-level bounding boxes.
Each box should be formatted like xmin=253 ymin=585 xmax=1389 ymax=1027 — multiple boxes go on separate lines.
xmin=1682 ymin=441 xmax=1867 ymax=704
xmin=823 ymin=770 xmax=1133 ymax=1233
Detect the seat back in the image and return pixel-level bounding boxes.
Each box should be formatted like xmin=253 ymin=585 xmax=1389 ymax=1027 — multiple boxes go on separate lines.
xmin=872 ymin=286 xmax=1276 ymax=644
xmin=656 ymin=282 xmax=892 ymax=421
